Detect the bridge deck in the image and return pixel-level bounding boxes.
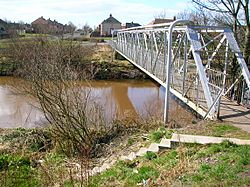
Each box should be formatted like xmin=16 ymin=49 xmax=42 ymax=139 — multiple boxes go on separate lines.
xmin=219 ymin=97 xmax=250 ymax=132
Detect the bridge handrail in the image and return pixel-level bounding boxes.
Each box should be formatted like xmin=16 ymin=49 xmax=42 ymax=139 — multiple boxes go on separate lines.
xmin=114 ymin=19 xmax=190 ymax=32
xmin=114 ymin=21 xmax=229 ymax=34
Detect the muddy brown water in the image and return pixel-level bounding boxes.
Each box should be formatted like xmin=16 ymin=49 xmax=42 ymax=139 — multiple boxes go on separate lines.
xmin=0 ymin=77 xmax=195 ymax=128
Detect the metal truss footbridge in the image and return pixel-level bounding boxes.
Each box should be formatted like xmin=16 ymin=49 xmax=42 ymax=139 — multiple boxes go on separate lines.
xmin=109 ymin=20 xmax=250 ymax=123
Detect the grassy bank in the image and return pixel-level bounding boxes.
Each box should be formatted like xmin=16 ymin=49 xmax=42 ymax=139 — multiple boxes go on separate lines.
xmin=89 ymin=141 xmax=250 ymax=186
xmin=0 ymin=119 xmax=162 ymax=186
xmin=89 ymin=122 xmax=250 ymax=186
xmin=0 ymin=122 xmax=249 ymax=186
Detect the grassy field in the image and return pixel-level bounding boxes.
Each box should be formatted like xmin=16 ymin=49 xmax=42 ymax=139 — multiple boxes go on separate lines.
xmin=22 ymin=33 xmax=50 ymax=37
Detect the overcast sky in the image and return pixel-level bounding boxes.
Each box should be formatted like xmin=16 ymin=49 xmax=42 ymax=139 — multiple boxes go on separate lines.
xmin=0 ymin=0 xmax=191 ymax=28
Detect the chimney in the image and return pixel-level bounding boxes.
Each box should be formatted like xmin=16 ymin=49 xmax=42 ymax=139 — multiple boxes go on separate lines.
xmin=110 ymin=14 xmax=112 ymax=17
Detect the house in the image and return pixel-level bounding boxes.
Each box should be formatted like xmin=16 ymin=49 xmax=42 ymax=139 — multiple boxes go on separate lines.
xmin=7 ymin=22 xmax=28 ymax=35
xmin=31 ymin=16 xmax=74 ymax=34
xmin=99 ymin=14 xmax=121 ymax=36
xmin=148 ymin=17 xmax=176 ymax=25
xmin=47 ymin=19 xmax=65 ymax=33
xmin=32 ymin=16 xmax=50 ymax=33
xmin=0 ymin=19 xmax=32 ymax=37
xmin=0 ymin=19 xmax=7 ymax=31
xmin=121 ymin=22 xmax=141 ymax=29
xmin=0 ymin=19 xmax=8 ymax=38
xmin=0 ymin=19 xmax=7 ymax=26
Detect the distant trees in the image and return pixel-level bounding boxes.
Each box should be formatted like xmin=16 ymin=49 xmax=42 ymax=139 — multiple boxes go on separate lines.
xmin=82 ymin=23 xmax=93 ymax=36
xmin=67 ymin=21 xmax=76 ymax=33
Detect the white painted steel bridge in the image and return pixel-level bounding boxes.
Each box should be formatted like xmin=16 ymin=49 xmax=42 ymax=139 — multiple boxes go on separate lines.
xmin=109 ymin=20 xmax=250 ymax=123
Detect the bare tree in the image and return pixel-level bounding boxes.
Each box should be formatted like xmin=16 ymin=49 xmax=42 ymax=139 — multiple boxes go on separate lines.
xmin=192 ymin=0 xmax=250 ymax=65
xmin=82 ymin=23 xmax=93 ymax=36
xmin=177 ymin=8 xmax=212 ymax=25
xmin=192 ymin=0 xmax=241 ymax=32
xmin=7 ymin=37 xmax=109 ymax=157
xmin=154 ymin=10 xmax=167 ymax=19
xmin=240 ymin=0 xmax=250 ymax=64
xmin=68 ymin=21 xmax=76 ymax=33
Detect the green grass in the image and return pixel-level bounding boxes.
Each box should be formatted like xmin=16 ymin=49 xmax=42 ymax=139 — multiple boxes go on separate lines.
xmin=0 ymin=122 xmax=249 ymax=186
xmin=0 ymin=39 xmax=11 ymax=48
xmin=89 ymin=141 xmax=250 ymax=186
xmin=127 ymin=137 xmax=135 ymax=146
xmin=88 ymin=149 xmax=180 ymax=187
xmin=181 ymin=141 xmax=250 ymax=186
xmin=0 ymin=150 xmax=69 ymax=187
xmin=148 ymin=128 xmax=173 ymax=143
xmin=44 ymin=152 xmax=66 ymax=165
xmin=1 ymin=140 xmax=247 ymax=186
xmin=178 ymin=122 xmax=250 ymax=140
xmin=88 ymin=160 xmax=160 ymax=187
xmin=0 ymin=154 xmax=40 ymax=187
xmin=23 ymin=33 xmax=50 ymax=37
xmin=211 ymin=124 xmax=241 ymax=137
xmin=0 ymin=128 xmax=52 ymax=153
xmin=209 ymin=123 xmax=250 ymax=139
xmin=153 ymin=150 xmax=179 ymax=170
xmin=92 ymin=37 xmax=112 ymax=41
xmin=144 ymin=151 xmax=157 ymax=160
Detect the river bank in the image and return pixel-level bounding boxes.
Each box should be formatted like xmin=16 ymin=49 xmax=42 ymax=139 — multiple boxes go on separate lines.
xmin=0 ymin=40 xmax=147 ymax=79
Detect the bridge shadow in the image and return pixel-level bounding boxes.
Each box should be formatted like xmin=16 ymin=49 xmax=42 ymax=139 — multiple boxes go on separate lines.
xmin=219 ymin=109 xmax=250 ymax=124
xmin=219 ymin=98 xmax=250 ymax=127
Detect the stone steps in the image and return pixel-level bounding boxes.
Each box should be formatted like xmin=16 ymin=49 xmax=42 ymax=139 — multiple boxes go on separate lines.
xmin=90 ymin=133 xmax=250 ymax=176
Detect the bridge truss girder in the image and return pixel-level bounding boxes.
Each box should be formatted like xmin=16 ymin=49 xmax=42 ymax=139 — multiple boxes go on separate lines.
xmin=110 ymin=21 xmax=250 ymax=121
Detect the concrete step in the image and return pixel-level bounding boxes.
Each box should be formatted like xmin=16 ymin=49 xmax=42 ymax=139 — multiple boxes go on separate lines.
xmin=91 ymin=166 xmax=101 ymax=175
xmin=136 ymin=147 xmax=148 ymax=157
xmin=99 ymin=163 xmax=110 ymax=173
xmin=127 ymin=152 xmax=136 ymax=160
xmin=158 ymin=138 xmax=171 ymax=148
xmin=171 ymin=133 xmax=250 ymax=145
xmin=147 ymin=143 xmax=159 ymax=153
xmin=120 ymin=155 xmax=128 ymax=161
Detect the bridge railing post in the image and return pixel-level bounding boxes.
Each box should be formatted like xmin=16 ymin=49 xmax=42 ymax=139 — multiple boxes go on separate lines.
xmin=163 ymin=20 xmax=190 ymax=124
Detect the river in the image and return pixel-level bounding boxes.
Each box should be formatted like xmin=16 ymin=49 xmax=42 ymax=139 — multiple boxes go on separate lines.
xmin=0 ymin=77 xmax=195 ymax=128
